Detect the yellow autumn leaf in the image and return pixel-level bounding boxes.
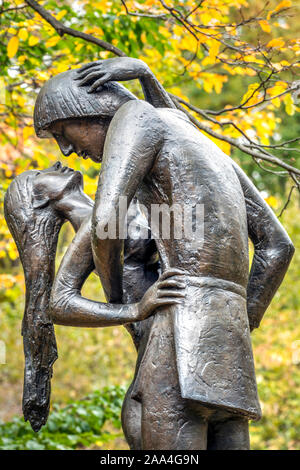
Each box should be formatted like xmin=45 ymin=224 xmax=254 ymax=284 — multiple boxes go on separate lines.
xmin=173 ymin=25 xmax=183 ymax=36
xmin=280 ymin=60 xmax=289 ymax=67
xmin=272 ymin=97 xmax=281 ymax=107
xmin=200 ymin=12 xmax=213 ymax=26
xmin=284 ymin=94 xmax=295 ymax=115
xmin=241 ymin=83 xmax=260 ymax=104
xmin=180 ymin=35 xmax=198 ymax=51
xmin=158 ymin=26 xmax=172 ymax=39
xmin=18 ymin=55 xmax=26 ymax=64
xmin=17 ymin=95 xmax=26 ymax=107
xmin=274 ymin=0 xmax=292 ymax=12
xmin=267 ymin=38 xmax=285 ymax=48
xmin=7 ymin=36 xmax=19 ymax=58
xmin=141 ymin=32 xmax=147 ymax=43
xmin=55 ymin=9 xmax=67 ymax=21
xmin=209 ymin=40 xmax=220 ymax=59
xmin=36 ymin=71 xmax=50 ymax=80
xmin=45 ymin=36 xmax=60 ymax=48
xmin=23 ymin=126 xmax=34 ymax=141
xmin=28 ymin=35 xmax=39 ymax=46
xmin=203 ymin=77 xmax=213 ymax=93
xmin=265 ymin=195 xmax=278 ymax=208
xmin=75 ymin=43 xmax=84 ymax=52
xmin=259 ymin=20 xmax=271 ymax=33
xmin=268 ymin=81 xmax=288 ymax=97
xmin=18 ymin=28 xmax=28 ymax=41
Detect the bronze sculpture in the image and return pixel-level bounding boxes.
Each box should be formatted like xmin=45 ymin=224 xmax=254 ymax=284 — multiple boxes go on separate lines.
xmin=4 ymin=57 xmax=294 ymax=449
xmin=4 ymin=162 xmax=184 ymax=433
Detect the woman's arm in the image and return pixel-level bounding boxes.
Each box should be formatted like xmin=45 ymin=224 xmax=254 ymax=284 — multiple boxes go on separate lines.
xmin=50 ymin=217 xmax=136 ymax=327
xmin=75 ymin=57 xmax=176 ymax=109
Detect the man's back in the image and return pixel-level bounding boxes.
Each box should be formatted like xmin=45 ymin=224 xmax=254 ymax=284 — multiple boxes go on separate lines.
xmin=138 ymin=108 xmax=249 ymax=287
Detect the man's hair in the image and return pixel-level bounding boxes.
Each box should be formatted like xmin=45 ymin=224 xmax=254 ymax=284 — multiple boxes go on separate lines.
xmin=34 ymin=68 xmax=137 ymax=138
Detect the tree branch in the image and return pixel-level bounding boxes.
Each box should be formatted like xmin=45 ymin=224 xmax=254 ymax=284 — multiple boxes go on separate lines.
xmin=0 ymin=5 xmax=27 ymax=15
xmin=121 ymin=0 xmax=167 ymax=19
xmin=24 ymin=0 xmax=126 ymax=57
xmin=170 ymin=95 xmax=300 ymax=177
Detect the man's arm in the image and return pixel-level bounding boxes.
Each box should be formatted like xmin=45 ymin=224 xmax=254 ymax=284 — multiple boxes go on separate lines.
xmin=50 ymin=217 xmax=138 ymax=327
xmin=232 ymin=161 xmax=295 ymax=331
xmin=50 ymin=217 xmax=185 ymax=326
xmin=92 ymin=99 xmax=164 ymax=303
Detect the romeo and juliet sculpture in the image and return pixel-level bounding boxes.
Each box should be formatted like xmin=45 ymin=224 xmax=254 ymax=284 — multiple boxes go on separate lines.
xmin=4 ymin=58 xmax=294 ymax=450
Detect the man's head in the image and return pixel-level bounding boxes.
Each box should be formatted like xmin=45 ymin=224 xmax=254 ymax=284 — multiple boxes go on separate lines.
xmin=34 ymin=68 xmax=137 ymax=162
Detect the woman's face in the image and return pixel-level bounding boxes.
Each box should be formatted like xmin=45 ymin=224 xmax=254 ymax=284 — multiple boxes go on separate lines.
xmin=48 ymin=118 xmax=110 ymax=163
xmin=32 ymin=162 xmax=83 ymax=208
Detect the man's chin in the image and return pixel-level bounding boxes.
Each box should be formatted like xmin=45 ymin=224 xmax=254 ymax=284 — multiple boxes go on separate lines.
xmin=78 ymin=153 xmax=102 ymax=163
xmin=89 ymin=155 xmax=102 ymax=163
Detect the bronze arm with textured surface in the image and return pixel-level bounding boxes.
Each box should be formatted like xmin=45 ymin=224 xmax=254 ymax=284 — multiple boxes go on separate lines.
xmin=231 ymin=161 xmax=295 ymax=330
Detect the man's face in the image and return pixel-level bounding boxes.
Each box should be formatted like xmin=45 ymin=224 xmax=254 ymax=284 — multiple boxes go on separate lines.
xmin=48 ymin=118 xmax=110 ymax=163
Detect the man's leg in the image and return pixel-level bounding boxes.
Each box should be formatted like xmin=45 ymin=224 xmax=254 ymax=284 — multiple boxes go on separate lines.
xmin=141 ymin=383 xmax=208 ymax=450
xmin=137 ymin=310 xmax=208 ymax=450
xmin=121 ymin=381 xmax=142 ymax=450
xmin=207 ymin=416 xmax=250 ymax=450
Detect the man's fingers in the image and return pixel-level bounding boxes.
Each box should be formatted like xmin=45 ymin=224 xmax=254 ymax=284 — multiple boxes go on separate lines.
xmin=160 ymin=268 xmax=186 ymax=281
xmin=88 ymin=74 xmax=111 ymax=92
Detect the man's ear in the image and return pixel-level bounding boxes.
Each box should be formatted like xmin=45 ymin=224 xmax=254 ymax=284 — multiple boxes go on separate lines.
xmin=32 ymin=195 xmax=50 ymax=209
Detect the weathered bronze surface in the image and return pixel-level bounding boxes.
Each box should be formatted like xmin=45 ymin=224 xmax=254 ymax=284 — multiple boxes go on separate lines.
xmin=4 ymin=57 xmax=295 ymax=449
xmin=4 ymin=163 xmax=183 ymax=433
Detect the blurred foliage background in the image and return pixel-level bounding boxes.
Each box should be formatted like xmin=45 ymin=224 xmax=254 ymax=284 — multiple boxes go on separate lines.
xmin=0 ymin=0 xmax=299 ymax=450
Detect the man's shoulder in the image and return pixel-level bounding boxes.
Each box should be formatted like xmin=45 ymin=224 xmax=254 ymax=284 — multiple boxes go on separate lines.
xmin=114 ymin=99 xmax=164 ymax=130
xmin=118 ymin=98 xmax=157 ymax=116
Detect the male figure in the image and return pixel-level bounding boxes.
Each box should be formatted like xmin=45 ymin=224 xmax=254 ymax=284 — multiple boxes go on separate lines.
xmin=34 ymin=58 xmax=294 ymax=449
xmin=33 ymin=63 xmax=178 ymax=447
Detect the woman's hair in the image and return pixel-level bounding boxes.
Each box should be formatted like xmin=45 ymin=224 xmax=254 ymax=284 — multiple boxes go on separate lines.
xmin=4 ymin=171 xmax=38 ymax=256
xmin=4 ymin=170 xmax=63 ymax=432
xmin=34 ymin=69 xmax=137 ymax=138
xmin=4 ymin=170 xmax=62 ymax=257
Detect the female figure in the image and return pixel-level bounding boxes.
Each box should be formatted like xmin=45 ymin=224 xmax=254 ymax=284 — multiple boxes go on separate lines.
xmin=4 ymin=161 xmax=184 ymax=432
xmin=4 ymin=162 xmax=90 ymax=431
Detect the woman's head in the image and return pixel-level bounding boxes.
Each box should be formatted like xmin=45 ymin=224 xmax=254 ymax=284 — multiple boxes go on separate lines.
xmin=31 ymin=161 xmax=83 ymax=209
xmin=4 ymin=162 xmax=83 ymax=253
xmin=34 ymin=69 xmax=137 ymax=162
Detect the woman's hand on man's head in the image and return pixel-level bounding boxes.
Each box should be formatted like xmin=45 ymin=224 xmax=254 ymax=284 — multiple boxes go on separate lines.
xmin=75 ymin=57 xmax=151 ymax=93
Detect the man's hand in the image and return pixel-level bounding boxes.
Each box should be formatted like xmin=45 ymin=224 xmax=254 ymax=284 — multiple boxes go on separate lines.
xmin=75 ymin=58 xmax=151 ymax=93
xmin=137 ymin=268 xmax=186 ymax=321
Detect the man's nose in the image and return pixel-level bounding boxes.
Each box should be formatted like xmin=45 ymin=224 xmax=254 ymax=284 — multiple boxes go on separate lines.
xmin=56 ymin=137 xmax=74 ymax=156
xmin=60 ymin=143 xmax=74 ymax=157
